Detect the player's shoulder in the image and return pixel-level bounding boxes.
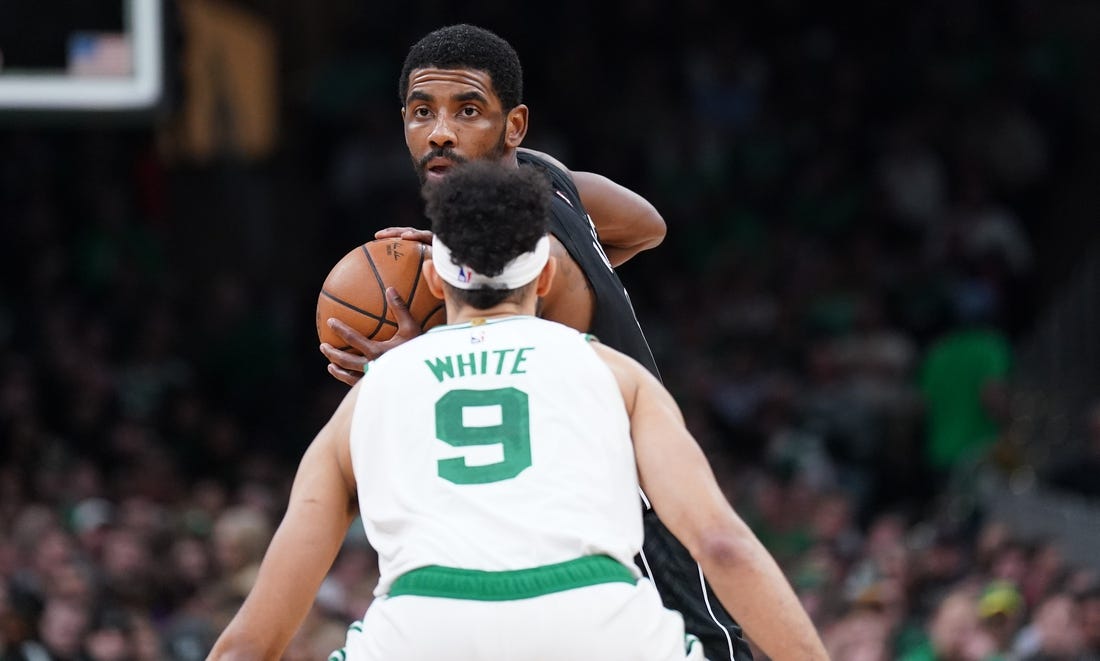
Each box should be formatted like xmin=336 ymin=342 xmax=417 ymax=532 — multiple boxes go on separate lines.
xmin=518 ymin=149 xmax=586 ymax=216
xmin=517 ymin=147 xmax=570 ymax=175
xmin=586 ymin=338 xmax=652 ymax=380
xmin=506 ymin=314 xmax=585 ymax=338
xmin=492 ymin=316 xmax=597 ymax=351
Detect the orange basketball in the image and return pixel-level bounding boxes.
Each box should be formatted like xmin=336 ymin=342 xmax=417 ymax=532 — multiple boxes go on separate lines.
xmin=316 ymin=238 xmax=445 ymax=349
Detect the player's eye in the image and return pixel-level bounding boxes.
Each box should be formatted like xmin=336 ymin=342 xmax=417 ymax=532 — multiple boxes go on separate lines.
xmin=459 ymin=106 xmax=480 ymax=118
xmin=412 ymin=106 xmax=432 ymax=118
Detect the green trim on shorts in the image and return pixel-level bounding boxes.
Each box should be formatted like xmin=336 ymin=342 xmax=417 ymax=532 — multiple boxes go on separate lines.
xmin=685 ymin=633 xmax=701 ymax=655
xmin=388 ymin=555 xmax=637 ymax=601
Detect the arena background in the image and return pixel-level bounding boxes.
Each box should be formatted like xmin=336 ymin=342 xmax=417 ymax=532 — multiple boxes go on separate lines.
xmin=1 ymin=1 xmax=1100 ymax=659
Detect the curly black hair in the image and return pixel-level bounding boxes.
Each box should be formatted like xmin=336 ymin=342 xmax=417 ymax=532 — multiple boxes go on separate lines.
xmin=398 ymin=24 xmax=523 ymax=110
xmin=423 ymin=161 xmax=551 ymax=309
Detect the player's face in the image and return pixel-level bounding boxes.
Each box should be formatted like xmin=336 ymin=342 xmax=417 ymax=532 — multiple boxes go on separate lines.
xmin=402 ymin=67 xmax=525 ymax=185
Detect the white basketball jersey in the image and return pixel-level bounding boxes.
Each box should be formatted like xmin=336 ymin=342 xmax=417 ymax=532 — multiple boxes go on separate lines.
xmin=349 ymin=315 xmax=643 ymax=596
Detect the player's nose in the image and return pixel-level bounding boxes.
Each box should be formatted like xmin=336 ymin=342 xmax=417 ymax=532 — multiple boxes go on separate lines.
xmin=428 ymin=116 xmax=457 ymax=149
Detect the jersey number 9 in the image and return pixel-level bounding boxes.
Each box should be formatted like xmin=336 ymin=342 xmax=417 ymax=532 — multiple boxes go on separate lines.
xmin=435 ymin=387 xmax=532 ymax=485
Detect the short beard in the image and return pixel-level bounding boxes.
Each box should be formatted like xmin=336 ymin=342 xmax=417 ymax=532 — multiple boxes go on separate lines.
xmin=413 ymin=127 xmax=508 ymax=185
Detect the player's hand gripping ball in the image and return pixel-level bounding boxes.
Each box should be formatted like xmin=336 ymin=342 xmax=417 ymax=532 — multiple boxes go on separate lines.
xmin=316 ymin=238 xmax=445 ymax=348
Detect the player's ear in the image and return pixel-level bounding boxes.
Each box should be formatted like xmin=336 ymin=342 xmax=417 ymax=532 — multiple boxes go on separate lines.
xmin=534 ymin=256 xmax=556 ymax=297
xmin=505 ymin=104 xmax=528 ymax=148
xmin=423 ymin=260 xmax=446 ymax=300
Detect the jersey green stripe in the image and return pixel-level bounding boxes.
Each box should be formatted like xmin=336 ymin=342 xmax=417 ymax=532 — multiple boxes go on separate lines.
xmin=388 ymin=555 xmax=636 ymax=601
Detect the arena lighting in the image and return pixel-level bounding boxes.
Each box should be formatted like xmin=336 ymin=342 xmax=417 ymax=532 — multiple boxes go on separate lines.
xmin=0 ymin=0 xmax=163 ymax=112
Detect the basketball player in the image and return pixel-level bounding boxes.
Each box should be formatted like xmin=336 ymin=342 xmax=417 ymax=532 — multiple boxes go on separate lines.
xmin=211 ymin=162 xmax=826 ymax=661
xmin=318 ymin=24 xmax=761 ymax=660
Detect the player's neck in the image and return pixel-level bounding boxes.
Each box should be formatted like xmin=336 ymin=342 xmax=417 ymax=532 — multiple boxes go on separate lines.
xmin=447 ymin=300 xmax=537 ymax=325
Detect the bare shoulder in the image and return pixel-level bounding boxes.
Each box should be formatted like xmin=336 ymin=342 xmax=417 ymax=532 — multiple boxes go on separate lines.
xmin=588 ymin=340 xmax=680 ymax=423
xmin=588 ymin=339 xmax=627 ymax=365
xmin=589 ymin=341 xmax=651 ymax=380
xmin=587 ymin=340 xmax=654 ymax=401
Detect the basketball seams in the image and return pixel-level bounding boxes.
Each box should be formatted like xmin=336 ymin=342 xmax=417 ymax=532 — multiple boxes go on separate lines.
xmin=408 ymin=244 xmax=445 ymax=329
xmin=318 ymin=290 xmax=392 ymax=324
xmin=422 ymin=302 xmax=445 ymax=329
xmin=407 ymin=243 xmax=426 ymax=322
xmin=361 ymin=243 xmax=389 ymax=339
xmin=317 ymin=290 xmax=397 ymax=350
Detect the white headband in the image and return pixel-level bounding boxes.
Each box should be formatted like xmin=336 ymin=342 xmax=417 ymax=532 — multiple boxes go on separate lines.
xmin=432 ymin=234 xmax=551 ymax=290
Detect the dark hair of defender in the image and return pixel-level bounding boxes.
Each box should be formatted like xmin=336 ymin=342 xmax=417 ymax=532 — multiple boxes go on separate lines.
xmin=423 ymin=161 xmax=552 ymax=310
xmin=398 ymin=24 xmax=523 ymax=110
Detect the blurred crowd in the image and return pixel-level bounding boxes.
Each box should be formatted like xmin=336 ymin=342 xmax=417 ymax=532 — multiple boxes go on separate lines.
xmin=2 ymin=0 xmax=1099 ymax=659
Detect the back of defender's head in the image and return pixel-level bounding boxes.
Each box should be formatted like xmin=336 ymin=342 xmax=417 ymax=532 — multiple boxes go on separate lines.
xmin=423 ymin=160 xmax=550 ymax=278
xmin=398 ymin=24 xmax=523 ymax=110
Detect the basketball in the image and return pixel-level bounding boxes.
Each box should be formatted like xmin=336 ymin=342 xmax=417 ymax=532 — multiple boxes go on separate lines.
xmin=316 ymin=238 xmax=445 ymax=348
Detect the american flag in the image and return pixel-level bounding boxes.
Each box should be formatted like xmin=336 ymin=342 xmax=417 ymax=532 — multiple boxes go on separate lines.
xmin=67 ymin=32 xmax=132 ymax=77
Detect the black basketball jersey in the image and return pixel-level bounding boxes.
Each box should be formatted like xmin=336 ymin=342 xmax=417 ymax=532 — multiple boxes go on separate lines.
xmin=518 ymin=152 xmax=751 ymax=660
xmin=517 ymin=151 xmax=660 ymax=380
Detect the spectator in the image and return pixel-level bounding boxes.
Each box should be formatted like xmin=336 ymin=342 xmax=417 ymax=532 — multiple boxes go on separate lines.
xmin=205 ymin=506 xmax=272 ymax=612
xmin=83 ymin=609 xmax=134 ymax=661
xmin=20 ymin=597 xmax=91 ymax=661
xmin=977 ymin=580 xmax=1026 ymax=660
xmin=1012 ymin=591 xmax=1096 ymax=661
xmin=896 ymin=586 xmax=1001 ymax=661
xmin=1080 ymin=583 xmax=1100 ymax=658
xmin=917 ymin=296 xmax=1013 ymax=487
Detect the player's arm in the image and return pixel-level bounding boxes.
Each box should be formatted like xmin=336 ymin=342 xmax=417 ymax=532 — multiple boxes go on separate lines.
xmin=207 ymin=385 xmax=361 ymax=661
xmin=592 ymin=344 xmax=829 ymax=661
xmin=572 ymin=172 xmax=665 ymax=267
xmin=518 ymin=147 xmax=665 ymax=267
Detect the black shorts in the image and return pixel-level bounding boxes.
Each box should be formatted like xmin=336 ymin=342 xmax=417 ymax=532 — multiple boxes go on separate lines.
xmin=635 ymin=507 xmax=755 ymax=661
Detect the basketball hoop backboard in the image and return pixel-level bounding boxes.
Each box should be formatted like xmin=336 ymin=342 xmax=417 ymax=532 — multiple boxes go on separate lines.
xmin=0 ymin=0 xmax=165 ymax=116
